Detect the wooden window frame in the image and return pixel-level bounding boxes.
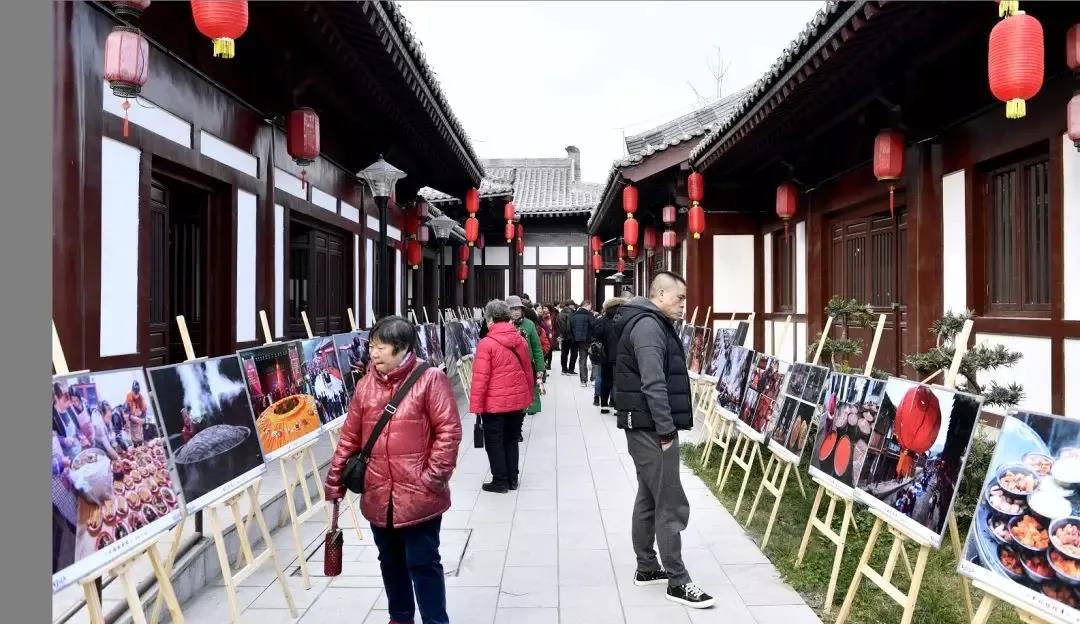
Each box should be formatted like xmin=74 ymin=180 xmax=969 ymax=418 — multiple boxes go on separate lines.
xmin=772 ymin=229 xmax=796 ymax=314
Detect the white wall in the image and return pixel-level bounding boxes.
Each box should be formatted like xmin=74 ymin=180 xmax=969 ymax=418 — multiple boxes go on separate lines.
xmin=1067 ymin=339 xmax=1080 ymax=420
xmin=539 ymin=246 xmax=569 ymax=265
xmin=274 ymin=204 xmax=285 ymax=339
xmin=99 ymin=137 xmax=142 ymax=357
xmin=570 ymin=246 xmax=585 ymax=266
xmin=353 ymin=234 xmax=360 ymax=326
xmin=365 ymin=239 xmax=375 ymax=324
xmin=571 ymin=269 xmax=585 ymax=303
xmin=763 ymin=233 xmax=773 ymax=312
xmin=795 ymin=221 xmax=807 ymax=314
xmin=485 ymin=247 xmax=510 ymax=266
xmin=103 ymin=81 xmax=191 ymax=148
xmin=523 ymin=246 xmax=537 ymax=266
xmin=523 ymin=269 xmax=537 ymax=301
xmin=796 ymin=320 xmax=807 ymax=363
xmin=975 ymin=333 xmax=1053 ymax=415
xmin=235 ymin=190 xmax=257 ymax=343
xmin=711 ymin=234 xmax=755 ymax=313
xmin=311 ymin=187 xmax=336 ymax=213
xmin=504 ymin=269 xmax=510 ymax=299
xmin=201 ymin=131 xmax=257 ymax=177
xmin=274 ymin=168 xmax=305 ymax=201
xmin=942 ymin=170 xmax=967 ymax=315
xmin=341 ymin=201 xmax=360 ymax=223
xmin=1064 ymin=135 xmax=1080 ymax=320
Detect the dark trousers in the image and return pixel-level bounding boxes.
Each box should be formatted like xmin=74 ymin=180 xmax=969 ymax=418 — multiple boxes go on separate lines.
xmin=576 ymin=342 xmax=590 ymax=384
xmin=544 ymin=349 xmax=553 ymax=371
xmin=599 ymin=364 xmax=614 ymax=406
xmin=370 ymin=515 xmax=447 ymax=624
xmin=561 ymin=337 xmax=576 ymax=372
xmin=482 ymin=411 xmax=525 ymax=484
xmin=626 ymin=430 xmax=691 ymax=587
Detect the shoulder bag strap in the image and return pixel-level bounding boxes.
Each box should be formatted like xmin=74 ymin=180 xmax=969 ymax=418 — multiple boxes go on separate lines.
xmin=357 ymin=363 xmax=431 ymax=466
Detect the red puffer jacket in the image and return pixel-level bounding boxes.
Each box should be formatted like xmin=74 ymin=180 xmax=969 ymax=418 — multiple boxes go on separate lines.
xmin=324 ymin=353 xmax=462 ymax=528
xmin=469 ymin=321 xmax=535 ymax=414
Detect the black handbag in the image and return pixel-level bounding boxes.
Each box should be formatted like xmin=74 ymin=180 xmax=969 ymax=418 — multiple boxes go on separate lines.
xmin=340 ymin=363 xmax=431 ymax=494
xmin=474 ymin=419 xmax=484 ymax=448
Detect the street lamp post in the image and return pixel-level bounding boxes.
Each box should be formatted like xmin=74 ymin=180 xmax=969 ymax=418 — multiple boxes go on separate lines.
xmin=357 ymin=155 xmax=406 ymax=319
xmin=427 ymin=213 xmax=457 ymax=321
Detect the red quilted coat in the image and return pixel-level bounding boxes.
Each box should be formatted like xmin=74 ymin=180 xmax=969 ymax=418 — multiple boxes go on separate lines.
xmin=324 ymin=353 xmax=462 ymax=528
xmin=469 ymin=321 xmax=535 ymax=414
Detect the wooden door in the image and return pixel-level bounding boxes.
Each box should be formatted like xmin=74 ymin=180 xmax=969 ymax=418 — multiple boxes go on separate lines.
xmin=828 ymin=210 xmax=907 ymax=375
xmin=148 ymin=182 xmax=170 ymax=367
xmin=289 ymin=223 xmax=347 ymax=339
xmin=539 ymin=270 xmax=569 ymax=305
xmin=475 ymin=267 xmax=505 ymax=304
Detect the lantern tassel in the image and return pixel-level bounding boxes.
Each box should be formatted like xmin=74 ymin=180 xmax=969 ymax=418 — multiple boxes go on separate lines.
xmin=300 ymin=169 xmax=307 ymax=190
xmin=784 ymin=220 xmax=790 ymax=242
xmin=121 ymin=99 xmax=131 ymax=138
xmin=212 ymin=37 xmax=236 ymax=59
xmin=889 ymin=184 xmax=895 ymax=219
xmin=998 ymin=0 xmax=1018 ymax=18
xmin=1006 ymin=98 xmax=1027 ymax=119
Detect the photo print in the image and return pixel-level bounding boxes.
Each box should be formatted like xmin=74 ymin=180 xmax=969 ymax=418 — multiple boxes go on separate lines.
xmin=959 ymin=410 xmax=1080 ymax=623
xmin=146 ymin=356 xmax=265 ymax=512
xmin=853 ymin=378 xmax=982 ymax=547
xmin=716 ymin=346 xmax=755 ymax=414
xmin=300 ymin=337 xmax=352 ymax=428
xmin=765 ymin=362 xmax=832 ymax=462
xmin=462 ymin=320 xmax=480 ymax=355
xmin=414 ymin=325 xmax=430 ymax=362
xmin=51 ymin=368 xmax=182 ymax=591
xmin=237 ymin=341 xmax=321 ymax=461
xmin=739 ymin=353 xmax=788 ymax=437
xmin=333 ymin=330 xmax=370 ymax=395
xmin=704 ymin=328 xmax=736 ymax=378
xmin=688 ymin=327 xmax=711 ymax=375
xmin=425 ymin=324 xmax=444 ymax=367
xmin=808 ymin=373 xmax=884 ymax=492
xmin=679 ymin=324 xmax=695 ymax=358
xmin=733 ymin=321 xmax=750 ymax=347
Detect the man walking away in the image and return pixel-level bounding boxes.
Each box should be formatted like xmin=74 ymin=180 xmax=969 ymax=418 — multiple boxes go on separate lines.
xmin=557 ymin=300 xmax=576 ymax=375
xmin=613 ymin=272 xmax=714 ymax=609
xmin=570 ymin=301 xmax=594 ymax=387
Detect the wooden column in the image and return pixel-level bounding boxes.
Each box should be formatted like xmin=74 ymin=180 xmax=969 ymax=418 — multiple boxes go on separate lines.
xmin=907 ymin=141 xmax=945 ymax=363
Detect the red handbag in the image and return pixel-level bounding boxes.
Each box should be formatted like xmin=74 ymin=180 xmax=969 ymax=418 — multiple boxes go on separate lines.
xmin=323 ymin=501 xmax=343 ymax=577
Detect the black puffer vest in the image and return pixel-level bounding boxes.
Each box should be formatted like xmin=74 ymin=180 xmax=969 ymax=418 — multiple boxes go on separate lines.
xmin=612 ymin=301 xmax=692 ymax=431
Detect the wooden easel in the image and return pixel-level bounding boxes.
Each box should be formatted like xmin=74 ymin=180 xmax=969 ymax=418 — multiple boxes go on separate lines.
xmin=743 ymin=312 xmax=756 ymax=348
xmin=408 ymin=310 xmax=419 ymax=324
xmin=51 ymin=321 xmax=187 ymax=624
xmin=347 ymin=307 xmax=359 ymax=332
xmin=457 ymin=354 xmax=475 ymax=396
xmin=968 ymin=579 xmax=1055 ymax=624
xmin=834 ymin=320 xmax=976 ymax=624
xmin=256 ymin=312 xmax=330 ymax=590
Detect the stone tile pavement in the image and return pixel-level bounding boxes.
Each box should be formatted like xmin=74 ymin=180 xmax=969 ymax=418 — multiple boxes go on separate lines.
xmin=178 ymin=365 xmax=821 ymax=623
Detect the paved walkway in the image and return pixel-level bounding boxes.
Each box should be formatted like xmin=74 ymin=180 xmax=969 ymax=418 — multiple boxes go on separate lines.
xmin=180 ymin=365 xmax=820 ymax=624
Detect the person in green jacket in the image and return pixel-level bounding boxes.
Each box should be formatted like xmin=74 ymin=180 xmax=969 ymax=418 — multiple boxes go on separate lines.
xmin=506 ymin=296 xmax=545 ymax=415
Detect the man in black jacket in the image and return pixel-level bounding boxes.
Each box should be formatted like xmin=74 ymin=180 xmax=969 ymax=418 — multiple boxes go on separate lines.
xmin=570 ymin=301 xmax=594 ymax=387
xmin=557 ymin=300 xmax=576 ymax=375
xmin=612 ymin=272 xmax=714 ymax=609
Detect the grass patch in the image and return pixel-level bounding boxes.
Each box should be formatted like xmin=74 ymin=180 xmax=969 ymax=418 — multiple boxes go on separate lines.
xmin=681 ymin=442 xmax=1021 ymax=624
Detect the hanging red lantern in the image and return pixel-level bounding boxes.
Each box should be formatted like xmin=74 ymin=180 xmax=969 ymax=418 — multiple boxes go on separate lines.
xmin=662 ymin=229 xmax=677 ymax=249
xmin=415 ymin=198 xmax=430 ymax=220
xmin=504 ymin=222 xmax=515 ymax=243
xmin=515 ymin=224 xmax=524 ymax=240
xmin=662 ymin=204 xmax=677 ymax=226
xmin=465 ymin=188 xmax=480 ymax=215
xmin=623 ymin=217 xmax=639 ymax=252
xmin=591 ymin=235 xmax=602 ymax=253
xmin=988 ymin=12 xmax=1044 ymax=119
xmin=111 ymin=0 xmax=151 ymax=20
xmin=688 ymin=204 xmax=706 ymax=240
xmin=287 ymin=107 xmax=320 ymax=189
xmin=873 ymin=129 xmax=905 ymax=219
xmin=622 ymin=185 xmax=639 ymax=251
xmin=104 ymin=26 xmax=149 ymax=139
xmin=643 ymin=227 xmax=658 ymax=252
xmin=687 ymin=171 xmax=706 ymax=240
xmin=592 ymin=254 xmax=603 ymax=274
xmin=504 ymin=201 xmax=516 ymax=224
xmin=457 ymin=245 xmax=470 ymax=263
xmin=687 ymin=172 xmax=705 ymax=204
xmin=1068 ymin=93 xmax=1080 ymax=151
xmin=516 ymin=237 xmax=525 ymax=256
xmin=776 ymin=182 xmax=799 ymax=240
xmin=406 ymin=239 xmax=422 ymax=269
xmin=1068 ymin=24 xmax=1079 ymax=72
xmin=477 ymin=233 xmax=485 ymax=250
xmin=457 ymin=262 xmax=469 ymax=284
xmin=464 ymin=216 xmax=479 ymax=247
xmin=191 ymin=0 xmax=248 ymax=59
xmin=405 ymin=212 xmax=420 ymax=238
xmin=893 ymin=385 xmax=943 ymax=478
xmin=617 ymin=258 xmax=626 ymax=273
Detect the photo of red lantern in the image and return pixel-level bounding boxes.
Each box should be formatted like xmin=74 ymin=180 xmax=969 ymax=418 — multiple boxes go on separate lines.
xmin=191 ymin=0 xmax=249 ymax=59
xmin=103 ymin=26 xmax=149 ymax=138
xmin=893 ymin=385 xmax=942 ymax=478
xmin=287 ymin=107 xmax=320 ymax=189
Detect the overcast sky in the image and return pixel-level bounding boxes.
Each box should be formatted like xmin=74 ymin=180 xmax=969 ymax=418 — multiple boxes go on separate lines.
xmin=399 ymin=1 xmax=823 ymax=183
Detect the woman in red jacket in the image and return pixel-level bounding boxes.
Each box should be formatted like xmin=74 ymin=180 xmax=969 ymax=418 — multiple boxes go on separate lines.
xmin=325 ymin=316 xmax=462 ymax=624
xmin=470 ymin=299 xmax=535 ymax=493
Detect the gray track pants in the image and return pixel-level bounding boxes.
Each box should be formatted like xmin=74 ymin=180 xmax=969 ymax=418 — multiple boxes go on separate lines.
xmin=625 ymin=429 xmax=691 ymax=587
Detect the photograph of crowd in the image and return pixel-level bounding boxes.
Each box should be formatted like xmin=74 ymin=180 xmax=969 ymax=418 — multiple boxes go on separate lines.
xmin=146 ymin=356 xmax=265 ymax=512
xmin=333 ymin=330 xmax=370 ymax=396
xmin=715 ymin=346 xmax=755 ymax=414
xmin=301 ymin=337 xmax=351 ymax=428
xmin=738 ymin=353 xmax=788 ymax=437
xmin=765 ymin=362 xmax=832 ymax=461
xmin=704 ymin=328 xmax=736 ymax=378
xmin=688 ymin=327 xmax=711 ymax=375
xmin=959 ymin=410 xmax=1080 ymax=623
xmin=679 ymin=324 xmax=695 ymax=359
xmin=237 ymin=341 xmax=321 ymax=460
xmin=809 ymin=373 xmax=884 ymax=490
xmin=52 ymin=368 xmax=181 ymax=590
xmin=424 ymin=324 xmax=444 ymax=367
xmin=853 ymin=378 xmax=982 ymax=547
xmin=462 ymin=320 xmax=480 ymax=355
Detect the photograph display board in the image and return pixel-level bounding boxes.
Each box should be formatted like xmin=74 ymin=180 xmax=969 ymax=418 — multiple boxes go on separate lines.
xmin=424 ymin=324 xmax=444 ymax=367
xmin=237 ymin=342 xmax=321 ymax=461
xmin=147 ymin=356 xmax=266 ymax=513
xmin=766 ymin=362 xmax=831 ymax=462
xmin=716 ymin=345 xmax=755 ymax=414
xmin=679 ymin=325 xmax=695 ymax=359
xmin=852 ymin=379 xmax=983 ymax=548
xmin=333 ymin=330 xmax=370 ymax=398
xmin=415 ymin=325 xmax=431 ymax=362
xmin=444 ymin=321 xmax=468 ymax=370
xmin=737 ymin=353 xmax=789 ymax=438
xmin=300 ymin=337 xmax=352 ymax=428
xmin=462 ymin=320 xmax=480 ymax=355
xmin=808 ymin=372 xmax=884 ymax=495
xmin=733 ymin=321 xmax=750 ymax=346
xmin=51 ymin=368 xmax=183 ymax=591
xmin=704 ymin=328 xmax=736 ymax=378
xmin=688 ymin=327 xmax=712 ymax=375
xmin=959 ymin=410 xmax=1080 ymax=623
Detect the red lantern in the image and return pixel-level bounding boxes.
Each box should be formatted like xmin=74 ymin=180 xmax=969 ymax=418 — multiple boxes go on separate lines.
xmin=405 ymin=212 xmax=420 ymax=238
xmin=592 ymin=254 xmax=603 ymax=274
xmin=617 ymin=258 xmax=626 ymax=273
xmin=516 ymin=237 xmax=525 ymax=256
xmin=1068 ymin=24 xmax=1080 ymax=72
xmin=1068 ymin=93 xmax=1080 ymax=151
xmin=504 ymin=201 xmax=516 ymax=224
xmin=893 ymin=385 xmax=943 ymax=478
xmin=627 ymin=246 xmax=639 ymax=259
xmin=662 ymin=229 xmax=677 ymax=249
xmin=622 ymin=185 xmax=638 ymax=215
xmin=662 ymin=204 xmax=677 ymax=226
xmin=415 ymin=198 xmax=430 ymax=220
xmin=406 ymin=239 xmax=422 ymax=269
xmin=688 ymin=204 xmax=706 ymax=240
xmin=643 ymin=227 xmax=658 ymax=252
xmin=504 ymin=222 xmax=515 ymax=243
xmin=988 ymin=12 xmax=1045 ymax=119
xmin=104 ymin=26 xmax=149 ymax=139
xmin=457 ymin=262 xmax=469 ymax=284
xmin=776 ymin=182 xmax=799 ymax=240
xmin=590 ymin=235 xmax=602 ymax=253
xmin=287 ymin=108 xmax=320 ymax=189
xmin=457 ymin=245 xmax=470 ymax=263
xmin=465 ymin=188 xmax=480 ymax=214
xmin=111 ymin=0 xmax=151 ymax=20
xmin=873 ymin=129 xmax=905 ymax=218
xmin=687 ymin=172 xmax=705 ymax=203
xmin=624 ymin=217 xmax=639 ymax=252
xmin=516 ymin=224 xmax=524 ymax=240
xmin=477 ymin=233 xmax=485 ymax=250
xmin=465 ymin=216 xmax=479 ymax=247
xmin=191 ymin=0 xmax=248 ymax=59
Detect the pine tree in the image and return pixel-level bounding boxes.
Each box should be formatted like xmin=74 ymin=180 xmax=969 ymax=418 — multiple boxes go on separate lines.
xmin=806 ymin=296 xmax=885 ymax=376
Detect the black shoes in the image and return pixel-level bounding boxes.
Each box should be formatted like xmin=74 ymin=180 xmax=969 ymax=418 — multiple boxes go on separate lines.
xmin=509 ymin=478 xmax=518 ymax=491
xmin=666 ymin=583 xmax=715 ymax=609
xmin=601 ymin=407 xmax=611 ymax=414
xmin=634 ymin=569 xmax=670 ymax=586
xmin=482 ymin=481 xmax=509 ymax=493
xmin=593 ymin=396 xmax=600 ymax=406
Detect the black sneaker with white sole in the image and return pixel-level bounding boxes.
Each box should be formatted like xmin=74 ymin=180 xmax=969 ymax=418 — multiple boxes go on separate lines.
xmin=666 ymin=583 xmax=715 ymax=608
xmin=633 ymin=569 xmax=669 ymax=586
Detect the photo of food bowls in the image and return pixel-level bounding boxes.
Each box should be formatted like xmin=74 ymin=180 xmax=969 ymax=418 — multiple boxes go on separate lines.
xmin=959 ymin=409 xmax=1080 ymax=623
xmin=808 ymin=373 xmax=880 ymax=491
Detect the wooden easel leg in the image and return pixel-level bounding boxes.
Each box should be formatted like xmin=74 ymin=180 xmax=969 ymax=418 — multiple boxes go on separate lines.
xmin=328 ymin=429 xmax=364 ymax=541
xmin=118 ymin=563 xmax=150 ymax=624
xmin=207 ymin=506 xmax=243 ymax=624
xmin=795 ymin=484 xmax=825 ymax=567
xmin=745 ymin=455 xmax=774 ymax=526
xmin=949 ymin=513 xmax=975 ymax=621
xmin=835 ymin=517 xmax=884 ymax=624
xmin=823 ymin=497 xmax=853 ymax=615
xmin=228 ymin=499 xmax=256 ymax=569
xmin=148 ymin=519 xmax=187 ymax=624
xmin=147 ymin=545 xmax=185 ymax=624
xmin=732 ymin=445 xmax=757 ymax=517
xmin=717 ymin=422 xmax=732 ymax=478
xmin=971 ymin=594 xmax=998 ymax=624
xmin=761 ymin=463 xmax=791 ymax=549
xmin=899 ymin=545 xmax=931 ymax=624
xmin=306 ymin=449 xmax=333 ymax=526
xmin=792 ymin=465 xmax=806 ymax=499
xmin=82 ymin=579 xmax=107 ymax=624
xmin=717 ymin=433 xmax=738 ymax=489
xmin=248 ymin=485 xmax=299 ymax=618
xmin=280 ymin=460 xmax=312 ymax=589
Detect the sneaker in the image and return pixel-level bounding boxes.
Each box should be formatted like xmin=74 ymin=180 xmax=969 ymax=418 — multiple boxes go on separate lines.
xmin=634 ymin=569 xmax=670 ymax=586
xmin=580 ymin=381 xmax=588 ymax=388
xmin=601 ymin=408 xmax=611 ymax=415
xmin=666 ymin=583 xmax=715 ymax=609
xmin=482 ymin=481 xmax=509 ymax=493
xmin=509 ymin=478 xmax=519 ymax=490
xmin=593 ymin=397 xmax=600 ymax=406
